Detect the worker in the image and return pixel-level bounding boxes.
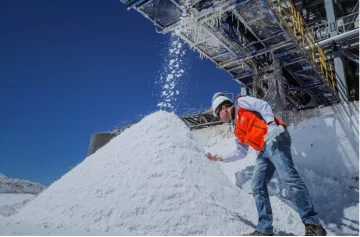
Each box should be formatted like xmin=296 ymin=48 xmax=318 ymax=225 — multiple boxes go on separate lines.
xmin=205 ymin=92 xmax=326 ymax=236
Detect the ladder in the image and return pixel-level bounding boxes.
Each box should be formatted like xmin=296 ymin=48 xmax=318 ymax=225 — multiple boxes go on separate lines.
xmin=263 ymin=0 xmax=338 ymax=97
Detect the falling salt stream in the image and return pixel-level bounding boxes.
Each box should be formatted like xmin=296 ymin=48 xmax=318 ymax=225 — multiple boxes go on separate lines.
xmin=156 ymin=36 xmax=186 ymax=111
xmin=157 ymin=2 xmax=288 ymax=115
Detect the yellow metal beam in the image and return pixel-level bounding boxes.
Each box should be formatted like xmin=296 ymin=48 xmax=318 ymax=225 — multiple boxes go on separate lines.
xmin=264 ymin=0 xmax=338 ymax=97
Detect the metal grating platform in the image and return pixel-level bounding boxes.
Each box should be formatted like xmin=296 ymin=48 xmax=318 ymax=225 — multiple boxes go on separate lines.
xmin=181 ymin=107 xmax=222 ymax=130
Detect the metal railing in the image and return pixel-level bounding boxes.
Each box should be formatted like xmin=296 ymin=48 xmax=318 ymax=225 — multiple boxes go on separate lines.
xmin=182 ymin=107 xmax=212 ymax=117
xmin=308 ymin=21 xmax=331 ymax=42
xmin=306 ymin=11 xmax=359 ymax=42
xmin=182 ymin=92 xmax=235 ymax=117
xmin=264 ymin=0 xmax=338 ymax=97
xmin=337 ymin=12 xmax=359 ymax=34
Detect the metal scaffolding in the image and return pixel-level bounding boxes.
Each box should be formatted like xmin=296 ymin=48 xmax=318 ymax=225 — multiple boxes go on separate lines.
xmin=118 ymin=0 xmax=358 ymax=127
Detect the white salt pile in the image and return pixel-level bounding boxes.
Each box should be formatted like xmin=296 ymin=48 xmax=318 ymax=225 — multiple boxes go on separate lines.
xmin=11 ymin=111 xmax=255 ymax=235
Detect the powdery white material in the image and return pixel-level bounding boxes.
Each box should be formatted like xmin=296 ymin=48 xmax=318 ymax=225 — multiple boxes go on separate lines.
xmin=3 ymin=103 xmax=358 ymax=235
xmin=192 ymin=123 xmax=258 ymax=184
xmin=0 ymin=173 xmax=46 ymax=217
xmin=157 ymin=37 xmax=186 ymax=111
xmin=289 ymin=102 xmax=359 ymax=183
xmin=11 ymin=112 xmax=256 ymax=235
xmin=0 ymin=194 xmax=36 ymax=217
xmin=0 ymin=216 xmax=106 ymax=236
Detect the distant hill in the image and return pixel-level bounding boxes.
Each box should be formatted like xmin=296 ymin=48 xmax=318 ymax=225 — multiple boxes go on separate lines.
xmin=0 ymin=173 xmax=46 ymax=194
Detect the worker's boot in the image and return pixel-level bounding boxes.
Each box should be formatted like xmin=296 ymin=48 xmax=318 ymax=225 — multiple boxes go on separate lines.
xmin=305 ymin=224 xmax=327 ymax=236
xmin=243 ymin=230 xmax=274 ymax=236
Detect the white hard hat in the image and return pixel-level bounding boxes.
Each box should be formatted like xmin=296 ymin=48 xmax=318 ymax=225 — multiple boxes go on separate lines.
xmin=212 ymin=92 xmax=231 ymax=117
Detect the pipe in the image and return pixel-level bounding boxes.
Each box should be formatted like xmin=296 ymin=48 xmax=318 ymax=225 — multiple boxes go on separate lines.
xmin=342 ymin=50 xmax=359 ymax=63
xmin=212 ymin=51 xmax=231 ymax=59
xmin=334 ymin=0 xmax=345 ymax=16
xmin=305 ymin=28 xmax=359 ymax=49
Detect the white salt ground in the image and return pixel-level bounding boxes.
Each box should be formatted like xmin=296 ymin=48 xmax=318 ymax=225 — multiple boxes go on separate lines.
xmin=0 ymin=194 xmax=36 ymax=217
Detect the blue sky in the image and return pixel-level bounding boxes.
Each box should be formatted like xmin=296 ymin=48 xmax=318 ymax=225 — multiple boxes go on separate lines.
xmin=0 ymin=0 xmax=240 ymax=185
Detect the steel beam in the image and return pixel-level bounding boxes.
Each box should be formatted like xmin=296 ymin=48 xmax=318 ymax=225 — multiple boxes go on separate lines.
xmin=178 ymin=33 xmax=218 ymax=65
xmin=293 ymin=73 xmax=320 ymax=81
xmin=228 ymin=64 xmax=248 ymax=72
xmin=234 ymin=72 xmax=255 ymax=80
xmin=352 ymin=1 xmax=359 ymax=13
xmin=246 ymin=32 xmax=287 ymax=48
xmin=325 ymin=0 xmax=338 ymax=37
xmin=342 ymin=49 xmax=359 ymax=63
xmin=178 ymin=31 xmax=243 ymax=80
xmin=212 ymin=51 xmax=232 ymax=59
xmin=232 ymin=78 xmax=244 ymax=86
xmin=284 ymin=67 xmax=318 ymax=101
xmin=325 ymin=0 xmax=349 ymax=102
xmin=219 ymin=41 xmax=293 ymax=68
xmin=286 ymin=81 xmax=324 ymax=92
xmin=282 ymin=57 xmax=306 ymax=66
xmin=127 ymin=0 xmax=149 ymax=10
xmin=201 ymin=23 xmax=251 ymax=62
xmin=231 ymin=9 xmax=267 ymax=48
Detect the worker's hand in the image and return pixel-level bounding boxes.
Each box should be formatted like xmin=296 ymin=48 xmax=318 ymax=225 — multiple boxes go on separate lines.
xmin=205 ymin=153 xmax=223 ymax=162
xmin=265 ymin=122 xmax=285 ymax=146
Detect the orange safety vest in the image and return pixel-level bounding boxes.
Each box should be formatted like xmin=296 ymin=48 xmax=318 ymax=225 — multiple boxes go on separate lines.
xmin=234 ymin=107 xmax=286 ymax=151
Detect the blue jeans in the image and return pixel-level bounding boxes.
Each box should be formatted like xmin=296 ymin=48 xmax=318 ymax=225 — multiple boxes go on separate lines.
xmin=251 ymin=130 xmax=320 ymax=234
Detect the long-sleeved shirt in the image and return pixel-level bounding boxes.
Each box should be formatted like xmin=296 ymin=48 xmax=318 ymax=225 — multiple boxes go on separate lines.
xmin=222 ymin=96 xmax=275 ymax=163
xmin=223 ymin=137 xmax=249 ymax=162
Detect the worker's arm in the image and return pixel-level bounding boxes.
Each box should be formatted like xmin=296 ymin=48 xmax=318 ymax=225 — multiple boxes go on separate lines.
xmin=222 ymin=138 xmax=249 ymax=162
xmin=206 ymin=138 xmax=249 ymax=162
xmin=237 ymin=96 xmax=275 ymax=124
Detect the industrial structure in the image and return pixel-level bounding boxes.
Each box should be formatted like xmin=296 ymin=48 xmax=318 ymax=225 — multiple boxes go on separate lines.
xmin=87 ymin=123 xmax=138 ymax=156
xmin=87 ymin=129 xmax=121 ymax=156
xmin=119 ymin=0 xmax=358 ymax=129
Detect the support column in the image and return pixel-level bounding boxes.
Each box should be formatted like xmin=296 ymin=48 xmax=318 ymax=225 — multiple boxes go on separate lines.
xmin=252 ymin=75 xmax=259 ymax=97
xmin=324 ymin=0 xmax=349 ymax=102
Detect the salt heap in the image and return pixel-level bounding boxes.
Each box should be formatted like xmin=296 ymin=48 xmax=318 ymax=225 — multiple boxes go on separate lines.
xmin=12 ymin=111 xmax=254 ymax=235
